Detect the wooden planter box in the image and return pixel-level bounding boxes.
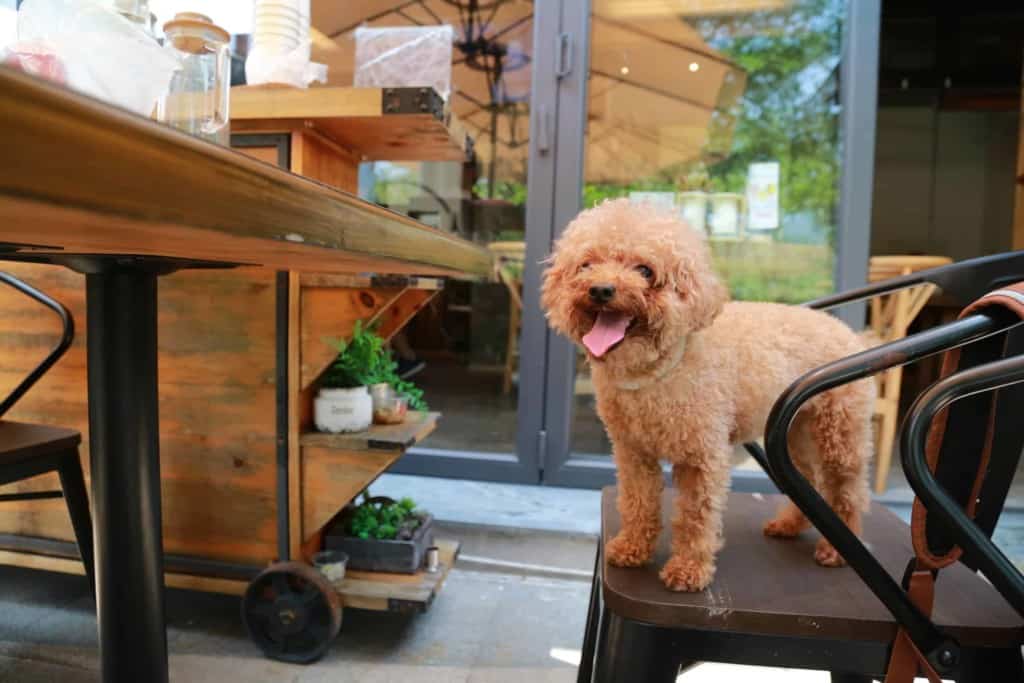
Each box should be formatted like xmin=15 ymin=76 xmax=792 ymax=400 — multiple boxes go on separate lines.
xmin=325 ymin=512 xmax=435 ymax=574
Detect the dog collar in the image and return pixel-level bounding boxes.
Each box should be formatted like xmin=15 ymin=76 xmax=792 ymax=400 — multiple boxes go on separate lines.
xmin=614 ymin=338 xmax=687 ymax=391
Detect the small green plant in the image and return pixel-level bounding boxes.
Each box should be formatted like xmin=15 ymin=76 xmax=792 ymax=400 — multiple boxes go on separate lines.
xmin=321 ymin=321 xmax=427 ymax=410
xmin=348 ymin=491 xmax=423 ymax=541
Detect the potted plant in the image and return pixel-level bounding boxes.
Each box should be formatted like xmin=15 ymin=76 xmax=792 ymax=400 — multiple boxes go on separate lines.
xmin=324 ymin=491 xmax=435 ymax=574
xmin=314 ymin=322 xmax=427 ymax=433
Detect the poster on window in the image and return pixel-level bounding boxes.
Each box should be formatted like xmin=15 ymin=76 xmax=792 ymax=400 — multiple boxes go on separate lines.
xmin=746 ymin=162 xmax=780 ymax=232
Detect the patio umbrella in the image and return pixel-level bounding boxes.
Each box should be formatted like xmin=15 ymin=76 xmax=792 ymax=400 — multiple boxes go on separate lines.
xmin=309 ymin=0 xmax=750 ymax=187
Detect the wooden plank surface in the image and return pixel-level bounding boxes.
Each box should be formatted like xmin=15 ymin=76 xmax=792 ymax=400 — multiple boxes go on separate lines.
xmin=0 ymin=264 xmax=282 ymax=565
xmin=299 ymin=285 xmax=406 ymax=389
xmin=232 ymin=86 xmax=468 ymax=162
xmin=0 ymin=550 xmax=250 ymax=596
xmin=338 ymin=538 xmax=459 ymax=611
xmin=299 ymin=274 xmax=444 ymax=290
xmin=300 ymin=445 xmax=405 ymax=541
xmin=601 ymin=490 xmax=1024 ymax=647
xmin=0 ymin=69 xmax=490 ymax=278
xmin=233 ymin=86 xmax=385 ymax=119
xmin=301 ymin=412 xmax=439 ymax=451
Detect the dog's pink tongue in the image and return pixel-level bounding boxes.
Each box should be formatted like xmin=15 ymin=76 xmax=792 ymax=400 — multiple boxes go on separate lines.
xmin=582 ymin=311 xmax=631 ymax=357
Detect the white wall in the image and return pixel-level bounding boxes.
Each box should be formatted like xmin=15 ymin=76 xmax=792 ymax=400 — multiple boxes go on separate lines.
xmin=871 ymin=106 xmax=1020 ymax=261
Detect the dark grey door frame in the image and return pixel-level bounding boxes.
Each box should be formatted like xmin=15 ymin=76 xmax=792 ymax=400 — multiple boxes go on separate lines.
xmin=392 ymin=0 xmax=565 ymax=484
xmin=542 ymin=0 xmax=882 ymax=489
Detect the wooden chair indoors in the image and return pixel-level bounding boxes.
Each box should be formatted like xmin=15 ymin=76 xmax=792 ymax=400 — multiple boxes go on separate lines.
xmin=578 ymin=252 xmax=1024 ymax=683
xmin=866 ymin=255 xmax=952 ymax=493
xmin=0 ymin=272 xmax=94 ymax=592
xmin=488 ymin=241 xmax=526 ymax=396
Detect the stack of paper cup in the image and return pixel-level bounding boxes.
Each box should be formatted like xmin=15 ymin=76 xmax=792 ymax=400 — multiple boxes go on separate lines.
xmin=252 ymin=0 xmax=307 ymax=56
xmin=248 ymin=0 xmax=325 ymax=87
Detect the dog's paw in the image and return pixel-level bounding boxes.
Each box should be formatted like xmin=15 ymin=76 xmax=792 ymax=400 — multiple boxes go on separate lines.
xmin=814 ymin=538 xmax=846 ymax=567
xmin=605 ymin=533 xmax=654 ymax=567
xmin=659 ymin=556 xmax=714 ymax=592
xmin=763 ymin=516 xmax=807 ymax=538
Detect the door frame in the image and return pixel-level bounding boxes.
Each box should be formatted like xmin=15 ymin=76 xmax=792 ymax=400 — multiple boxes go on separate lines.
xmin=542 ymin=0 xmax=882 ymax=489
xmin=391 ymin=0 xmax=565 ymax=484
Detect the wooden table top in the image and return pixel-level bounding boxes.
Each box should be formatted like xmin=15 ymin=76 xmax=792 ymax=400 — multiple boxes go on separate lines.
xmin=601 ymin=489 xmax=1023 ymax=647
xmin=0 ymin=68 xmax=490 ymax=278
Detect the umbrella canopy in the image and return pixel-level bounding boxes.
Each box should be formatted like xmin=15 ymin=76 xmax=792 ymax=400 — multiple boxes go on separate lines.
xmin=310 ymin=0 xmax=754 ymax=185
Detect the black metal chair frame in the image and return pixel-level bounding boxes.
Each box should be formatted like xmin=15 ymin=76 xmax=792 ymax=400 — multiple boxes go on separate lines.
xmin=579 ymin=251 xmax=1024 ymax=682
xmin=0 ymin=272 xmax=94 ymax=591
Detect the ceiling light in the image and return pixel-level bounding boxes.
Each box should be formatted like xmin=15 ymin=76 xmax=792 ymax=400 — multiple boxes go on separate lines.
xmin=689 ymin=62 xmax=700 ymax=72
xmin=620 ymin=66 xmax=630 ymax=75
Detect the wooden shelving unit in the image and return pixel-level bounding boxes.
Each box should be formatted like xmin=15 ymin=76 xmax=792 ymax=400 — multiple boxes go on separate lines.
xmin=0 ymin=69 xmax=490 ymax=660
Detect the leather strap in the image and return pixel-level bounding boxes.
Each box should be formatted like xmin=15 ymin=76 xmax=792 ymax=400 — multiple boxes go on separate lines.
xmin=884 ymin=569 xmax=942 ymax=683
xmin=910 ymin=282 xmax=1024 ymax=568
xmin=887 ymin=282 xmax=1024 ymax=681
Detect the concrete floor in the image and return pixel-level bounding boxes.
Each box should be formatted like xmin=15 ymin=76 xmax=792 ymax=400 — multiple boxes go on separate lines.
xmin=0 ymin=538 xmax=889 ymax=683
xmin=0 ymin=561 xmax=593 ymax=683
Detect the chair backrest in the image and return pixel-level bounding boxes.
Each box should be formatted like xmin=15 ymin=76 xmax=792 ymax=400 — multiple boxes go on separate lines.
xmin=763 ymin=251 xmax=1024 ymax=670
xmin=0 ymin=271 xmax=74 ymax=419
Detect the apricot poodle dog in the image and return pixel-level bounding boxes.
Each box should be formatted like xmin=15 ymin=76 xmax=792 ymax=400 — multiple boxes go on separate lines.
xmin=541 ymin=199 xmax=874 ymax=592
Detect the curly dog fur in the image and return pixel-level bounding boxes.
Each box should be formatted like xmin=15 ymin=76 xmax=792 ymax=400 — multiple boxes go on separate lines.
xmin=541 ymin=199 xmax=874 ymax=592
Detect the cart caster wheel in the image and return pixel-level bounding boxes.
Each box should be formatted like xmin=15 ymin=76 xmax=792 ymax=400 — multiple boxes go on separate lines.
xmin=242 ymin=561 xmax=342 ymax=664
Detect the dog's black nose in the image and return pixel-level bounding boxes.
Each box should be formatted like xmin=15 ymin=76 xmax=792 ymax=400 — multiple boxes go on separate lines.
xmin=589 ymin=284 xmax=616 ymax=303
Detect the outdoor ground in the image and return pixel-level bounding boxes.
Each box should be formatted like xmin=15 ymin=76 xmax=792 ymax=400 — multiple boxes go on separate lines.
xmin=2 ymin=473 xmax=1022 ymax=682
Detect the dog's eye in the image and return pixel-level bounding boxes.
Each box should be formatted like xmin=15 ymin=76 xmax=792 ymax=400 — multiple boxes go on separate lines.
xmin=635 ymin=265 xmax=654 ymax=281
xmin=579 ymin=262 xmax=591 ymax=272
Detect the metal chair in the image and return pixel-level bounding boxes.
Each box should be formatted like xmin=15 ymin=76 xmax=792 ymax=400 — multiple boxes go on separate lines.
xmin=578 ymin=252 xmax=1024 ymax=682
xmin=0 ymin=272 xmax=94 ymax=591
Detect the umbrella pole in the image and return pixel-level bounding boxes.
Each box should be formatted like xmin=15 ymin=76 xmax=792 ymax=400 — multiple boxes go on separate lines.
xmin=488 ymin=105 xmax=498 ymax=198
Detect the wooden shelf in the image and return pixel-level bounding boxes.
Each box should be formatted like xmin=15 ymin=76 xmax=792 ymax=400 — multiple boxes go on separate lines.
xmin=231 ymin=85 xmax=470 ymax=162
xmin=299 ymin=273 xmax=444 ymax=290
xmin=301 ymin=411 xmax=440 ymax=451
xmin=337 ymin=538 xmax=460 ymax=612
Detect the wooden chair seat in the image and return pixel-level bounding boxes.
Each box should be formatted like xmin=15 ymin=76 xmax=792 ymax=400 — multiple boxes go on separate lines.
xmin=0 ymin=421 xmax=80 ymax=466
xmin=601 ymin=489 xmax=1023 ymax=648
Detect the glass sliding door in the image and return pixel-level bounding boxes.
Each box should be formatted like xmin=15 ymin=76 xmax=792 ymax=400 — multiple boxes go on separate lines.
xmin=311 ymin=1 xmax=565 ymax=482
xmin=544 ymin=0 xmax=879 ymax=486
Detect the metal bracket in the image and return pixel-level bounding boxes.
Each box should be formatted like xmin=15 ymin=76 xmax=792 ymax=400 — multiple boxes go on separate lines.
xmin=382 ymin=87 xmax=445 ymax=120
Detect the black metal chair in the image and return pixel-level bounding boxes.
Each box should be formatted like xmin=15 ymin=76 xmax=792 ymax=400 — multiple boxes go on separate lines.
xmin=578 ymin=252 xmax=1024 ymax=683
xmin=0 ymin=272 xmax=94 ymax=591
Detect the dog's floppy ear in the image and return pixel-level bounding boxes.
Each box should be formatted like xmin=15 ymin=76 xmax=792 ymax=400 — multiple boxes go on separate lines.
xmin=540 ymin=248 xmax=571 ymax=332
xmin=673 ymin=238 xmax=728 ymax=331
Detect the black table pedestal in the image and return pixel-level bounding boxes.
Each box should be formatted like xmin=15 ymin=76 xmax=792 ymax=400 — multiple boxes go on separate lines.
xmin=85 ymin=265 xmax=167 ymax=683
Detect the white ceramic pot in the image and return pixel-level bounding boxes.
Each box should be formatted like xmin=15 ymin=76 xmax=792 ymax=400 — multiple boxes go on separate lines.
xmin=314 ymin=386 xmax=372 ymax=433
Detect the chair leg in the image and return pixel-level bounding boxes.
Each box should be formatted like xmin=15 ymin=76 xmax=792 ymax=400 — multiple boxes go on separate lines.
xmin=594 ymin=612 xmax=680 ymax=683
xmin=57 ymin=449 xmax=95 ymax=595
xmin=577 ymin=548 xmax=602 ymax=683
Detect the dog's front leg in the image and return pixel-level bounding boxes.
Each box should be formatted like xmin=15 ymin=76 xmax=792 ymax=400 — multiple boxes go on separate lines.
xmin=660 ymin=459 xmax=730 ymax=592
xmin=606 ymin=446 xmax=663 ymax=567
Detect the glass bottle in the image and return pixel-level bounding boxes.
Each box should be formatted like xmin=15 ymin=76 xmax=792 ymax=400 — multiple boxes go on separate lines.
xmin=157 ymin=13 xmax=231 ymax=146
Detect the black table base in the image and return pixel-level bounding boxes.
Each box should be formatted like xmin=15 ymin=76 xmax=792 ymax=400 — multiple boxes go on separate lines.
xmin=85 ymin=264 xmax=167 ymax=682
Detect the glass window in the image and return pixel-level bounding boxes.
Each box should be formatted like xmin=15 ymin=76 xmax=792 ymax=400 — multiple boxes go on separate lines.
xmin=572 ymin=0 xmax=845 ymax=457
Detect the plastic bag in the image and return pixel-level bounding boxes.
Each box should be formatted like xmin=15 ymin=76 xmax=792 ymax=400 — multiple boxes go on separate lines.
xmin=354 ymin=25 xmax=453 ymax=101
xmin=245 ymin=38 xmax=327 ymax=89
xmin=7 ymin=0 xmax=179 ymax=117
xmin=1 ymin=40 xmax=67 ymax=84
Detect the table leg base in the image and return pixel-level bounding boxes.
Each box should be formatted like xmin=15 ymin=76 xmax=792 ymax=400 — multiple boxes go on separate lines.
xmin=86 ymin=265 xmax=168 ymax=683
